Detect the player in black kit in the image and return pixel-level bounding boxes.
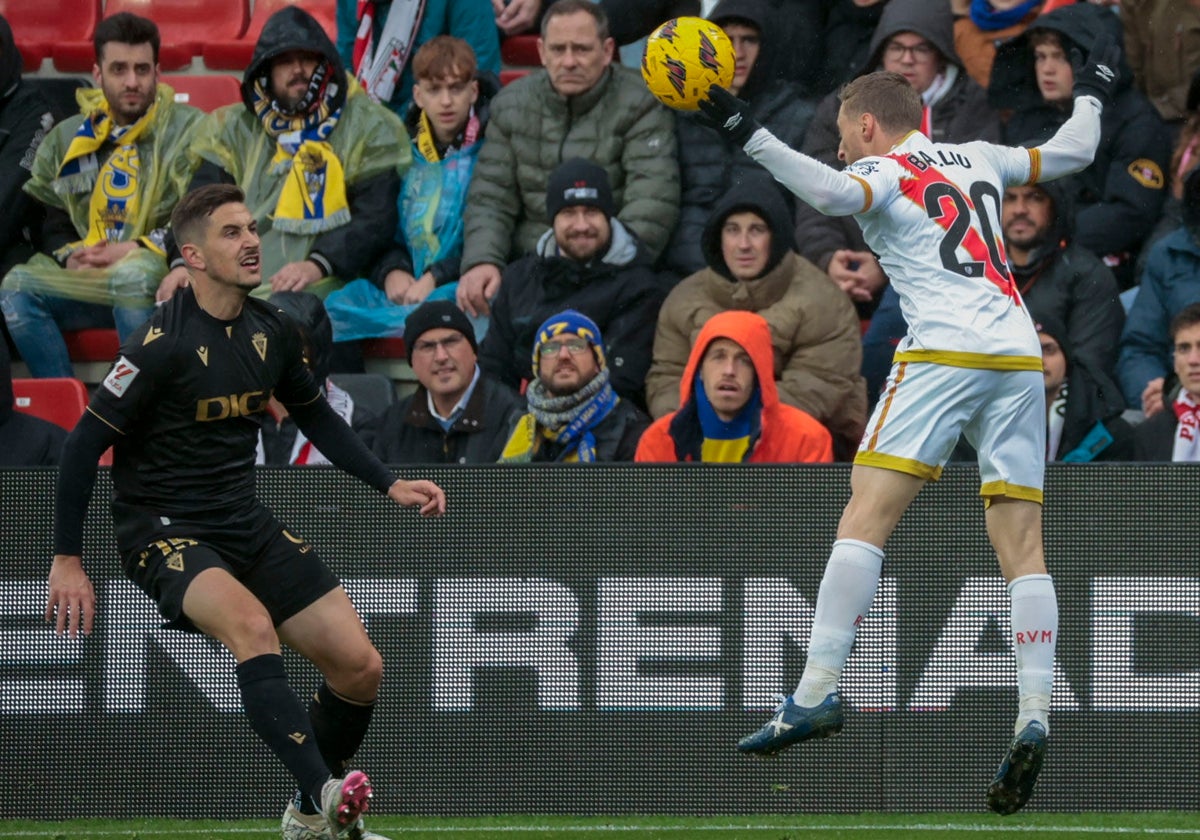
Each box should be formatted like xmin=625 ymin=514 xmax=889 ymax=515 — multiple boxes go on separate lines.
xmin=45 ymin=184 xmax=444 ymax=840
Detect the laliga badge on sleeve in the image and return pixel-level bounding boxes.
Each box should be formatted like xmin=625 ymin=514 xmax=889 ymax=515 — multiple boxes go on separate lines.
xmin=103 ymin=356 xmax=140 ymax=397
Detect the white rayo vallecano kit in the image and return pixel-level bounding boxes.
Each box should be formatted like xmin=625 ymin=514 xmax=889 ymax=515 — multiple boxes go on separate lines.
xmin=844 ymin=132 xmax=1041 ymax=367
xmin=744 ymin=97 xmax=1104 ymax=493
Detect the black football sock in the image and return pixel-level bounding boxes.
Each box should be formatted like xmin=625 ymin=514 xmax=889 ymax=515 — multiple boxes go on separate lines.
xmin=236 ymin=654 xmax=330 ymax=802
xmin=309 ymin=680 xmax=377 ymax=777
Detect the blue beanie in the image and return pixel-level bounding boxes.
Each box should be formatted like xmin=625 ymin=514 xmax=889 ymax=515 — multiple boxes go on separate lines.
xmin=531 ymin=309 xmax=607 ymax=375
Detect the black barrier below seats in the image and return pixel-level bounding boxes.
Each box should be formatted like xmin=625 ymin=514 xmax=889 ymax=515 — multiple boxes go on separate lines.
xmin=1 ymin=464 xmax=1198 ymax=817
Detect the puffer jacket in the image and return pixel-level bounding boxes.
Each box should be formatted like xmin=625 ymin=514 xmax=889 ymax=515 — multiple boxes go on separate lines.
xmin=461 ymin=65 xmax=679 ymax=268
xmin=646 ymin=176 xmax=866 ymax=455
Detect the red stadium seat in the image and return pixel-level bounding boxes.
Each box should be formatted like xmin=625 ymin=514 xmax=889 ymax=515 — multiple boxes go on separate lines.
xmin=203 ymin=0 xmax=337 ymax=71
xmin=63 ymin=329 xmax=120 ymax=362
xmin=167 ymin=74 xmax=243 ymax=112
xmin=0 ymin=0 xmax=101 ymax=72
xmin=500 ymin=69 xmax=531 ymax=86
xmin=500 ymin=34 xmax=540 ymax=67
xmin=89 ymin=0 xmax=251 ymax=71
xmin=11 ymin=377 xmax=89 ymax=432
xmin=362 ymin=338 xmax=408 ymax=359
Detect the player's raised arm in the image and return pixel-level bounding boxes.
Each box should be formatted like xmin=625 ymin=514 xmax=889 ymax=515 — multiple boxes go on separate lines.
xmin=1030 ymin=34 xmax=1120 ymax=183
xmin=697 ymin=85 xmax=870 ymax=218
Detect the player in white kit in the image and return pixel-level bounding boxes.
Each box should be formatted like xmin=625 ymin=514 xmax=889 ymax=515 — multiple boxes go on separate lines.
xmin=697 ymin=37 xmax=1120 ymax=814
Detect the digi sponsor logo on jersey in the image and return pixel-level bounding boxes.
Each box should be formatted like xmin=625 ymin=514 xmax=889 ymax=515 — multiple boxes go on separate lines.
xmin=102 ymin=356 xmax=141 ymax=397
xmin=195 ymin=390 xmax=269 ymax=421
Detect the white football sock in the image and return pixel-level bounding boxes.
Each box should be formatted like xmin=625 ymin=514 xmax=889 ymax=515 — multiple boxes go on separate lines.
xmin=1009 ymin=573 xmax=1057 ymax=735
xmin=793 ymin=539 xmax=884 ymax=707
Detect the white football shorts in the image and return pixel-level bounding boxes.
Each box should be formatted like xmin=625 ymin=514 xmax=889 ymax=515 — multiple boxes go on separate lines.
xmin=855 ymin=361 xmax=1045 ymax=503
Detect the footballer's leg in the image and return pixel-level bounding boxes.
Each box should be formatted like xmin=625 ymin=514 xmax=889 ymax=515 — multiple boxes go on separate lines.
xmin=986 ymin=496 xmax=1054 ymax=815
xmin=280 ymin=587 xmax=387 ymax=838
xmin=738 ymin=466 xmax=921 ymax=756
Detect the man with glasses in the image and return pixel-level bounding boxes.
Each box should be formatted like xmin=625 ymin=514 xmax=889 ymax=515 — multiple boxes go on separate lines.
xmin=497 ymin=309 xmax=649 ymax=462
xmin=368 ymin=299 xmax=524 ymax=463
xmin=478 ymin=157 xmax=669 ymax=409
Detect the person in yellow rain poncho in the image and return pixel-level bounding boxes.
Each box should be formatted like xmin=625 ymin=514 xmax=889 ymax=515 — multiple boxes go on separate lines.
xmin=0 ymin=12 xmax=201 ymax=378
xmin=157 ymin=5 xmax=411 ymax=314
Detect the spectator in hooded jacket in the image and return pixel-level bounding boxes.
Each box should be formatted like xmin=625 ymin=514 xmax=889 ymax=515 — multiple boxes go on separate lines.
xmin=0 ymin=15 xmax=55 ymax=292
xmin=456 ymin=0 xmax=678 ymax=318
xmin=1003 ymin=177 xmax=1125 ymax=382
xmin=478 ymin=158 xmax=668 ymax=407
xmin=646 ymin=172 xmax=866 ymax=458
xmin=369 ymin=299 xmax=523 ymax=464
xmin=158 ymin=6 xmax=409 ymax=305
xmin=636 ymin=309 xmax=833 ymax=463
xmin=793 ymin=0 xmax=1000 ymax=329
xmin=663 ymin=0 xmax=817 ymax=277
xmin=990 ymin=1 xmax=1171 ymax=289
xmin=497 ymin=309 xmax=649 ymax=462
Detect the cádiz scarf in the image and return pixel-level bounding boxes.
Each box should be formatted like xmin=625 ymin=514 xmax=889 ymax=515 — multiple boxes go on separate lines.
xmin=55 ymin=97 xmax=158 ymax=253
xmin=1172 ymin=389 xmax=1200 ymax=462
xmin=250 ymin=64 xmax=349 ymax=234
xmin=415 ymin=105 xmax=480 ymax=163
xmin=353 ymin=0 xmax=426 ymax=104
xmin=499 ymin=367 xmax=617 ymax=463
xmin=694 ymin=376 xmax=760 ymax=463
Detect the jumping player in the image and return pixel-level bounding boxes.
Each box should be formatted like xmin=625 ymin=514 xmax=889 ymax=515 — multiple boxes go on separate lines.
xmin=45 ymin=184 xmax=445 ymax=840
xmin=698 ymin=38 xmax=1121 ymax=815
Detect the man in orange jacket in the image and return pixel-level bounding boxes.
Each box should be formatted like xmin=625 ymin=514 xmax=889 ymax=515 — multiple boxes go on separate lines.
xmin=635 ymin=310 xmax=833 ymax=463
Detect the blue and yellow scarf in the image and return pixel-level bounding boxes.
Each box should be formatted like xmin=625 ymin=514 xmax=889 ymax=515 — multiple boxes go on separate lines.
xmin=499 ymin=368 xmax=617 ymax=463
xmin=251 ymin=62 xmax=350 ymax=234
xmin=688 ymin=377 xmax=762 ymax=463
xmin=54 ymin=94 xmax=159 ymax=256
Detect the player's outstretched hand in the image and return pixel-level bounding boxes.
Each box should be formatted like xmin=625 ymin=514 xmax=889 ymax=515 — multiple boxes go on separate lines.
xmin=1071 ymin=33 xmax=1120 ymax=108
xmin=697 ymin=85 xmax=761 ymax=147
xmin=388 ymin=479 xmax=447 ymax=517
xmin=46 ymin=555 xmax=96 ymax=638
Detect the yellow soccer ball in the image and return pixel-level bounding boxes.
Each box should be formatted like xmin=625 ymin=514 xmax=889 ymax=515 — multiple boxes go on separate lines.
xmin=641 ymin=17 xmax=736 ymax=111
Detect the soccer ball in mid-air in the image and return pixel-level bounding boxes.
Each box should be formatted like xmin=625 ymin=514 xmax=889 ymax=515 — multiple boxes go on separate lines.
xmin=641 ymin=17 xmax=735 ymax=111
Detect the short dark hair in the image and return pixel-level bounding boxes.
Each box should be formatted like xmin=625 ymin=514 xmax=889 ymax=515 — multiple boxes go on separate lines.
xmin=1170 ymin=302 xmax=1200 ymax=342
xmin=171 ymin=184 xmax=246 ymax=250
xmin=94 ymin=12 xmax=160 ymax=65
xmin=838 ymin=71 xmax=922 ymax=135
xmin=541 ymin=0 xmax=609 ymax=41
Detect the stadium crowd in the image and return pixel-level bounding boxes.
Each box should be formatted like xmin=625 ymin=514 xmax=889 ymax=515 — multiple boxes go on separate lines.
xmin=3 ymin=0 xmax=1200 ymax=466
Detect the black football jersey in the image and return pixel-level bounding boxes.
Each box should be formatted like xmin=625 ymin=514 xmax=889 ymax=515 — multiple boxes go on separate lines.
xmin=87 ymin=288 xmax=321 ymax=515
